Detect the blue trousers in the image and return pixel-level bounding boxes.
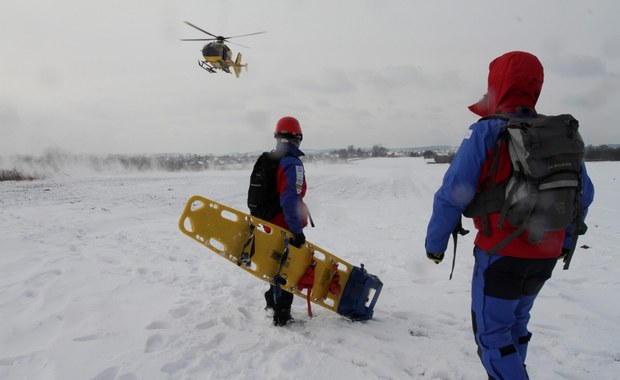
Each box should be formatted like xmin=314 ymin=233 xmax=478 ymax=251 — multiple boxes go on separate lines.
xmin=471 ymin=247 xmax=557 ymax=380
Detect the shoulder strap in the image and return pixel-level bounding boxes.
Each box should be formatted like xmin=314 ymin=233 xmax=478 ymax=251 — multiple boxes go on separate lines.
xmin=462 ymin=126 xmax=510 ymax=236
xmin=449 ymin=221 xmax=470 ymax=280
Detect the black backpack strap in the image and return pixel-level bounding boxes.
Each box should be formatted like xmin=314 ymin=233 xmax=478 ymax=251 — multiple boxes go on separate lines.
xmin=482 ymin=134 xmax=508 ymax=235
xmin=449 ymin=220 xmax=470 ymax=280
xmin=562 ymin=224 xmax=579 ymax=270
xmin=303 ymin=202 xmax=316 ymax=227
xmin=488 ymin=180 xmax=538 ymax=254
xmin=272 ymin=234 xmax=291 ymax=302
xmin=308 ymin=207 xmax=315 ymax=227
xmin=563 ymin=182 xmax=587 ymax=270
xmin=238 ymin=222 xmax=256 ymax=267
xmin=562 ymin=219 xmax=588 ymax=270
xmin=463 ymin=128 xmax=508 ymax=236
xmin=489 ymin=223 xmax=528 ymax=255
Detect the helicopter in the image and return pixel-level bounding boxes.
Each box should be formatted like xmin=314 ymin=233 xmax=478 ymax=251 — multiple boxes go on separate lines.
xmin=180 ymin=21 xmax=265 ymax=78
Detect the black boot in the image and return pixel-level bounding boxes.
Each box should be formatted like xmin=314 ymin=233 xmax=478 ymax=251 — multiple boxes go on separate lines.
xmin=273 ymin=307 xmax=292 ymax=326
xmin=272 ymin=290 xmax=294 ymax=326
xmin=264 ymin=287 xmax=275 ymax=310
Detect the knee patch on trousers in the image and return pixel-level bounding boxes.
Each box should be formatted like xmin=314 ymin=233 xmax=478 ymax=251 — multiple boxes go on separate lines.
xmin=483 ymin=256 xmax=557 ymax=299
xmin=482 ymin=344 xmax=517 ymax=361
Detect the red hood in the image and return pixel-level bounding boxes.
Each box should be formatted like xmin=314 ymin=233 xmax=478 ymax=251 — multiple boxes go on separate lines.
xmin=469 ymin=51 xmax=544 ymax=117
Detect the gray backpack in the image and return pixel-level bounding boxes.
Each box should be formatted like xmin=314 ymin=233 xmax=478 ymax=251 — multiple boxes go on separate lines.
xmin=464 ymin=114 xmax=585 ymax=255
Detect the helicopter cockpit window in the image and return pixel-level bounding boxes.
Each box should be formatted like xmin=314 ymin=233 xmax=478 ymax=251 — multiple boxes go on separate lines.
xmin=203 ymin=43 xmax=224 ymax=57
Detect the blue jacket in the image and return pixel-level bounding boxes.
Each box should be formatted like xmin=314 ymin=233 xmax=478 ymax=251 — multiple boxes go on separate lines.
xmin=425 ymin=117 xmax=595 ymax=257
xmin=270 ymin=142 xmax=307 ymax=234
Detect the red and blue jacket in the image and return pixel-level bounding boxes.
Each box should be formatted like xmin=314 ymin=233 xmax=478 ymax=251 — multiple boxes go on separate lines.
xmin=425 ymin=117 xmax=595 ymax=258
xmin=426 ymin=51 xmax=594 ymax=259
xmin=269 ymin=142 xmax=308 ymax=234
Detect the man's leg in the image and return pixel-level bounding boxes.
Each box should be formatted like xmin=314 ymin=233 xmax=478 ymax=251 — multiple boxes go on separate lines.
xmin=265 ymin=286 xmax=276 ymax=310
xmin=273 ymin=290 xmax=294 ymax=326
xmin=472 ymin=248 xmax=529 ymax=380
xmin=513 ymin=258 xmax=556 ymax=362
xmin=512 ymin=295 xmax=535 ymax=362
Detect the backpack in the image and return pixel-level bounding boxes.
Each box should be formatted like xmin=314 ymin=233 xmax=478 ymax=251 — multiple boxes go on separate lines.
xmin=464 ymin=114 xmax=585 ymax=253
xmin=247 ymin=151 xmax=283 ymax=220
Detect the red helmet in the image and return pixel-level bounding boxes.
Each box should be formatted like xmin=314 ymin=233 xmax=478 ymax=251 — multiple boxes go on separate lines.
xmin=274 ymin=116 xmax=303 ymax=142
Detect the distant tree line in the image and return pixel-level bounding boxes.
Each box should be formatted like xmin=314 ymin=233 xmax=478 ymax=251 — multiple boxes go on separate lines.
xmin=329 ymin=145 xmax=390 ymax=159
xmin=111 ymin=154 xmax=214 ymax=171
xmin=421 ymin=145 xmax=620 ymax=164
xmin=584 ymin=145 xmax=620 ymax=161
xmin=1 ymin=144 xmax=618 ymax=181
xmin=0 ymin=168 xmax=37 ymax=181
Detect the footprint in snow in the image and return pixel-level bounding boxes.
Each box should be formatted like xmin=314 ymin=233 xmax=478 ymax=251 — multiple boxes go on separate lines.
xmin=161 ymin=359 xmax=188 ymax=375
xmin=169 ymin=305 xmax=190 ymax=318
xmin=145 ymin=321 xmax=170 ymax=330
xmin=89 ymin=366 xmax=118 ymax=380
xmin=196 ymin=320 xmax=217 ymax=330
xmin=26 ymin=269 xmax=62 ymax=287
xmin=144 ymin=333 xmax=166 ymax=353
xmin=73 ymin=331 xmax=117 ymax=342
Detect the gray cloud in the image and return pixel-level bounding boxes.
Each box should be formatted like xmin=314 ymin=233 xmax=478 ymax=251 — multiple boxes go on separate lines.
xmin=363 ymin=65 xmax=431 ymax=91
xmin=295 ymin=69 xmax=357 ymax=94
xmin=602 ymin=37 xmax=620 ymax=59
xmin=0 ymin=104 xmax=20 ymax=132
xmin=1 ymin=0 xmax=620 ymax=154
xmin=560 ymin=74 xmax=620 ymax=110
xmin=245 ymin=110 xmax=271 ymax=132
xmin=546 ymin=54 xmax=608 ymax=77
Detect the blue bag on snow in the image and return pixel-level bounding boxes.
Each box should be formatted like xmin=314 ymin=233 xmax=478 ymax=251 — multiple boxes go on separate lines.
xmin=336 ymin=264 xmax=383 ymax=321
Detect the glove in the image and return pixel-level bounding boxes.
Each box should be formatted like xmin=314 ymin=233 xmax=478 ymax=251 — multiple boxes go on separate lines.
xmin=289 ymin=232 xmax=306 ymax=248
xmin=427 ymin=252 xmax=444 ymax=264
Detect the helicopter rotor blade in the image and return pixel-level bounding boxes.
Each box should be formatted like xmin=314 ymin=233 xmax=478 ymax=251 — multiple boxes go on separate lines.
xmin=183 ymin=21 xmax=219 ymax=39
xmin=223 ymin=31 xmax=266 ymax=40
xmin=179 ymin=38 xmax=217 ymax=41
xmin=224 ymin=40 xmax=251 ymax=49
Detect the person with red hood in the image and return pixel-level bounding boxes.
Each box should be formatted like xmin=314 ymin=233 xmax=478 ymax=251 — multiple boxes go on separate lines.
xmin=425 ymin=51 xmax=594 ymax=379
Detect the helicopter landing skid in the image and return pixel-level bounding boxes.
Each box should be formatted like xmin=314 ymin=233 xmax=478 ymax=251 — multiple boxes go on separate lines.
xmin=198 ymin=60 xmax=216 ymax=73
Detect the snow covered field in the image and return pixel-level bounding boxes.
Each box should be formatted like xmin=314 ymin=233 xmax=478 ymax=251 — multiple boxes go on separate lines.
xmin=1 ymin=157 xmax=618 ymax=380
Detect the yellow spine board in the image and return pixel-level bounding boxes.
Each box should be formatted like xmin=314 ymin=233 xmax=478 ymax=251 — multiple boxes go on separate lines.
xmin=179 ymin=195 xmax=352 ymax=313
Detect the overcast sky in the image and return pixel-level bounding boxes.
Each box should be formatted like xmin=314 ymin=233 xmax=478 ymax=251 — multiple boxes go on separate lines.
xmin=1 ymin=0 xmax=619 ymax=155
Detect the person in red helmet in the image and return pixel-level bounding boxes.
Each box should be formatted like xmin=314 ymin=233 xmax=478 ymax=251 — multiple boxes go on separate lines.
xmin=248 ymin=116 xmax=309 ymax=326
xmin=268 ymin=116 xmax=307 ymax=236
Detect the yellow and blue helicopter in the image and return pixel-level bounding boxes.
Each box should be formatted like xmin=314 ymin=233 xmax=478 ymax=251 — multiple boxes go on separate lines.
xmin=180 ymin=21 xmax=265 ymax=78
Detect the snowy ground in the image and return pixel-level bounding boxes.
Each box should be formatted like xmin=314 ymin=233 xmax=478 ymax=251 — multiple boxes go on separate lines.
xmin=1 ymin=157 xmax=618 ymax=380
